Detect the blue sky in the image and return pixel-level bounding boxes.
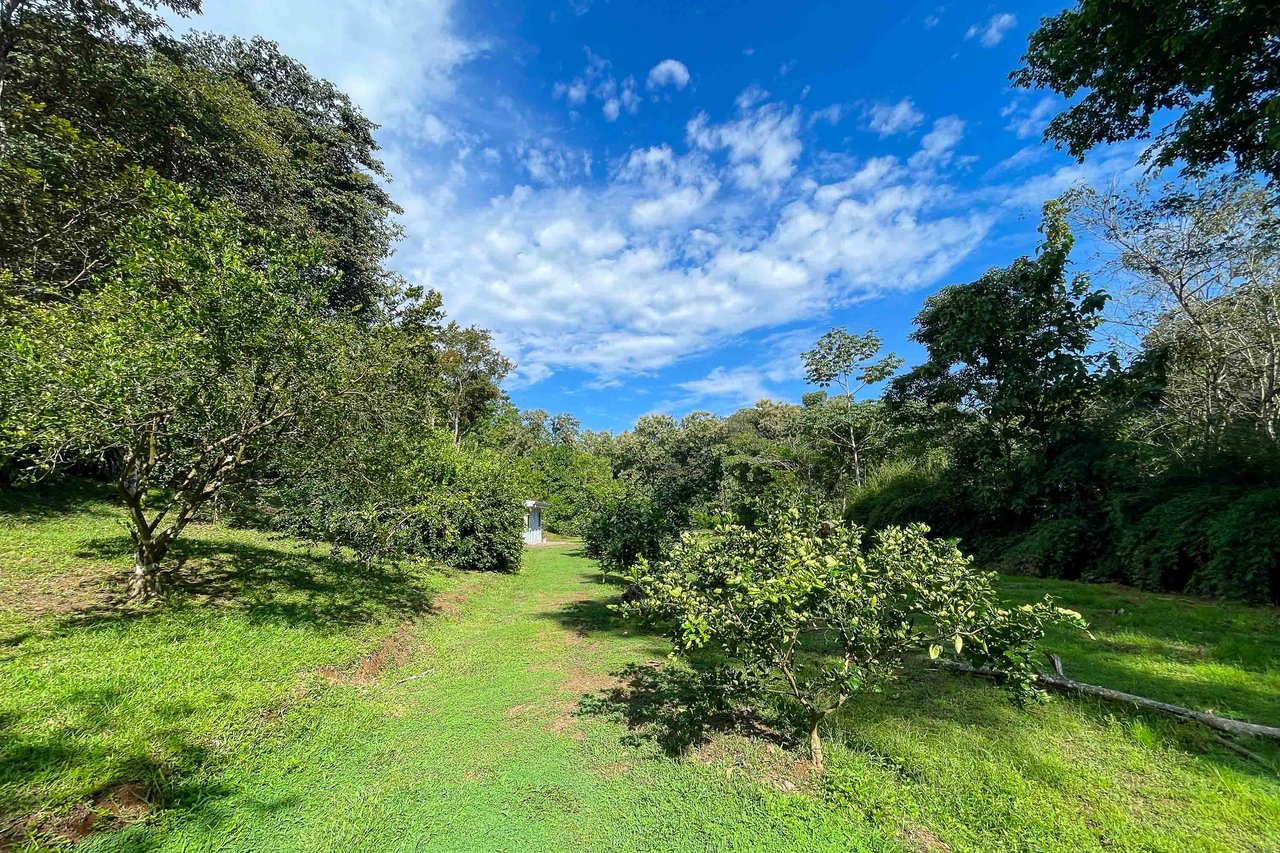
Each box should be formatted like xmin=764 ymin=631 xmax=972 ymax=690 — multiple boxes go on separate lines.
xmin=174 ymin=0 xmax=1142 ymax=431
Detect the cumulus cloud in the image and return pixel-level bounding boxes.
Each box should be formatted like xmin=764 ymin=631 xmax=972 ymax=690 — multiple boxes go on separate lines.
xmin=646 ymin=59 xmax=691 ymax=90
xmin=404 ymin=95 xmax=991 ymax=384
xmin=966 ymin=12 xmax=1016 ymax=48
xmin=687 ymin=95 xmax=803 ymax=193
xmin=865 ymin=98 xmax=925 ymax=137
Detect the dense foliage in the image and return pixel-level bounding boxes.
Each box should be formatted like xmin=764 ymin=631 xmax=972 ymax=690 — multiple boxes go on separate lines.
xmin=1013 ymin=0 xmax=1280 ymax=184
xmin=623 ymin=512 xmax=1084 ymax=768
xmin=0 ymin=0 xmax=520 ymax=595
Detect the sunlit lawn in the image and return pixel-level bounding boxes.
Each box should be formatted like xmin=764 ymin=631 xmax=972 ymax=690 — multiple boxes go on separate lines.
xmin=1 ymin=482 xmax=1277 ymax=851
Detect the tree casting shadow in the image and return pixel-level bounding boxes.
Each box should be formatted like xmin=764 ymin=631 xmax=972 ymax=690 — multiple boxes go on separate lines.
xmin=64 ymin=534 xmax=442 ymax=630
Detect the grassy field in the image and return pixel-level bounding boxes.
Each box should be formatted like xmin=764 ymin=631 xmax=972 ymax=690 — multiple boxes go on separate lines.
xmin=2 ymin=484 xmax=1278 ymax=851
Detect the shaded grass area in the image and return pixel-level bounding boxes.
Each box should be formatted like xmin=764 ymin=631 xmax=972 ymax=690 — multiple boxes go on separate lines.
xmin=2 ymin=484 xmax=1278 ymax=851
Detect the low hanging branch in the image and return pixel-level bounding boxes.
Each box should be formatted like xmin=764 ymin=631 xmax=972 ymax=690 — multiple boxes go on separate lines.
xmin=935 ymin=655 xmax=1280 ymax=742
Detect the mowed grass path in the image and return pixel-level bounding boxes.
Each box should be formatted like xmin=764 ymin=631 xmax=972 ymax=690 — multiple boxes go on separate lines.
xmin=2 ymin=487 xmax=1279 ymax=852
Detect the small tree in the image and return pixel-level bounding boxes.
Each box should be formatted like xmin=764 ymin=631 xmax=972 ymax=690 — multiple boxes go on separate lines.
xmin=623 ymin=512 xmax=1084 ymax=770
xmin=801 ymin=329 xmax=902 ymax=492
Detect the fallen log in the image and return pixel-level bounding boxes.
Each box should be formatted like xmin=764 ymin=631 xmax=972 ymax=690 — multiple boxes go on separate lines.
xmin=933 ymin=657 xmax=1280 ymax=742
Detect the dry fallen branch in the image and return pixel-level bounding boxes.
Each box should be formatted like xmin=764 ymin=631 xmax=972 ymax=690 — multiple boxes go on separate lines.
xmin=933 ymin=657 xmax=1280 ymax=742
xmin=387 ymin=669 xmax=438 ymax=687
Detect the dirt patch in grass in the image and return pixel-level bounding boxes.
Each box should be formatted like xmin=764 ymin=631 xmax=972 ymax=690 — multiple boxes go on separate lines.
xmin=547 ymin=702 xmax=588 ymax=740
xmin=695 ymin=734 xmax=819 ymax=794
xmin=562 ymin=669 xmax=615 ymax=696
xmin=317 ymin=623 xmax=416 ymax=686
xmin=0 ymin=564 xmax=121 ymax=619
xmin=898 ymin=824 xmax=951 ymax=852
xmin=3 ymin=781 xmax=152 ymax=851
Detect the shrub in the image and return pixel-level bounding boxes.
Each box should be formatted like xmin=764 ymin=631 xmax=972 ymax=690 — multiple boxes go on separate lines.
xmin=583 ymin=482 xmax=684 ymax=573
xmin=995 ymin=517 xmax=1095 ymax=580
xmin=845 ymin=453 xmax=955 ymax=533
xmin=1114 ymin=485 xmax=1280 ymax=603
xmin=272 ymin=434 xmax=524 ymax=573
xmin=622 ymin=511 xmax=1084 ymax=770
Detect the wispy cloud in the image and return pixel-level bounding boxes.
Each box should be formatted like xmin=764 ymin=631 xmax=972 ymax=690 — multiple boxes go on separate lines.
xmin=865 ymin=98 xmax=925 ymax=137
xmin=965 ymin=12 xmax=1016 ymax=48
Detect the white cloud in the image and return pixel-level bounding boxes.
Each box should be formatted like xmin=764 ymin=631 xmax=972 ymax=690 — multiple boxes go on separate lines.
xmin=1002 ymin=95 xmax=1057 ymax=139
xmin=646 ymin=59 xmax=691 ymax=91
xmin=676 ymin=367 xmax=775 ymax=407
xmin=809 ymin=104 xmax=844 ymax=126
xmin=687 ymin=93 xmax=803 ymax=193
xmin=517 ymin=140 xmax=593 ymax=185
xmin=909 ymin=115 xmax=965 ymax=170
xmin=555 ymin=50 xmax=645 ymax=122
xmin=168 ymin=0 xmax=481 ymax=130
xmin=404 ymin=98 xmax=992 ymax=384
xmin=865 ymin=98 xmax=925 ymax=137
xmin=966 ymin=12 xmax=1016 ymax=48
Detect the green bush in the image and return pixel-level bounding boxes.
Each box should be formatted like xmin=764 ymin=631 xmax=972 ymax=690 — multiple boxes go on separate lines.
xmin=1114 ymin=485 xmax=1280 ymax=603
xmin=583 ymin=482 xmax=684 ymax=573
xmin=845 ymin=453 xmax=955 ymax=533
xmin=272 ymin=434 xmax=524 ymax=573
xmin=995 ymin=517 xmax=1095 ymax=580
xmin=622 ymin=511 xmax=1084 ymax=769
xmin=404 ymin=444 xmax=525 ymax=573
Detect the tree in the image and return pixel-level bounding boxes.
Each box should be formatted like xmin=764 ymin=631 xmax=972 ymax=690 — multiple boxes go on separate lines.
xmin=1 ymin=186 xmax=354 ymax=599
xmin=1 ymin=0 xmax=199 ymax=107
xmin=1013 ymin=0 xmax=1280 ymax=183
xmin=1065 ymin=176 xmax=1280 ymax=443
xmin=5 ymin=10 xmax=401 ymax=311
xmin=887 ymin=204 xmax=1109 ymax=514
xmin=624 ymin=512 xmax=1084 ymax=770
xmin=436 ymin=323 xmax=513 ymax=443
xmin=802 ymin=328 xmax=902 ymax=492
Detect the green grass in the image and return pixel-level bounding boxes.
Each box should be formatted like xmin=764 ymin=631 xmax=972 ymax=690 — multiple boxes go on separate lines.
xmin=2 ymin=483 xmax=1278 ymax=851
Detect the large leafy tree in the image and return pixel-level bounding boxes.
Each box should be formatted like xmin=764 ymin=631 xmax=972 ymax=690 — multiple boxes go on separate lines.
xmin=1 ymin=0 xmax=199 ymax=105
xmin=1 ymin=186 xmax=357 ymax=599
xmin=889 ymin=206 xmax=1107 ymax=459
xmin=436 ymin=323 xmax=514 ymax=444
xmin=4 ymin=5 xmax=400 ymax=311
xmin=1013 ymin=0 xmax=1280 ymax=183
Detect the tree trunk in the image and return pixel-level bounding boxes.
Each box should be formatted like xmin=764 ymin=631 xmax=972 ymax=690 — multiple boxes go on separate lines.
xmin=807 ymin=711 xmax=825 ymax=772
xmin=128 ymin=538 xmax=168 ymax=602
xmin=128 ymin=551 xmax=162 ymax=601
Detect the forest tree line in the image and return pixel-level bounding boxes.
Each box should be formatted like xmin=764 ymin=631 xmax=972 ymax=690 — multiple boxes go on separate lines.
xmin=2 ymin=0 xmax=1277 ymax=607
xmin=525 ymin=183 xmax=1280 ymax=604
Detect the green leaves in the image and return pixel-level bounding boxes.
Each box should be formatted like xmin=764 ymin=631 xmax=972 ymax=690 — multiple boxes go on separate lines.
xmin=623 ymin=513 xmax=1087 ymax=757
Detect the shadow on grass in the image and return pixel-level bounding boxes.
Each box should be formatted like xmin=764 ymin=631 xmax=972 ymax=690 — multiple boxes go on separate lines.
xmin=0 ymin=479 xmax=118 ymax=522
xmin=0 ymin=530 xmax=451 ymax=846
xmin=578 ymin=662 xmax=795 ymax=757
xmin=62 ymin=535 xmax=441 ymax=631
xmin=550 ymin=566 xmax=1280 ymax=784
xmin=0 ymin=694 xmax=235 ymax=850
